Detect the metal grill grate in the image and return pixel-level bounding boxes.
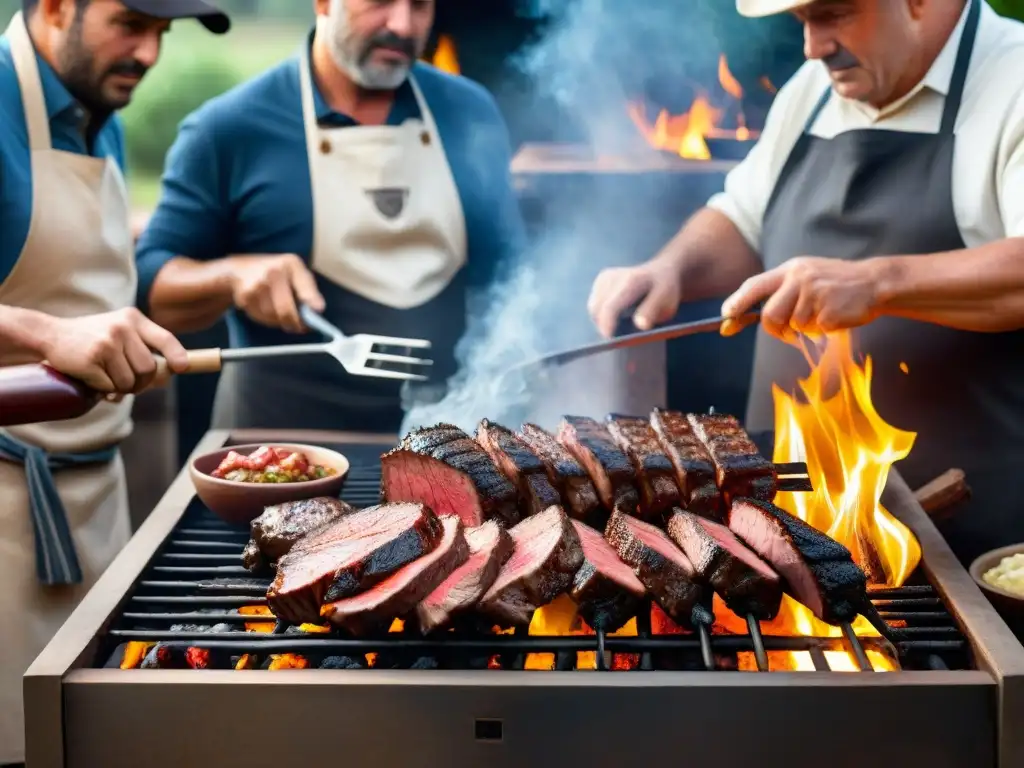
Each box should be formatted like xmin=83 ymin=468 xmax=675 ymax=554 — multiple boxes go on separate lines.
xmin=101 ymin=443 xmax=970 ymax=673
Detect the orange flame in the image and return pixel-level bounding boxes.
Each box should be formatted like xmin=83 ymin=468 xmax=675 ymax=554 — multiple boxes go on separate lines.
xmin=430 ymin=35 xmax=460 ymax=75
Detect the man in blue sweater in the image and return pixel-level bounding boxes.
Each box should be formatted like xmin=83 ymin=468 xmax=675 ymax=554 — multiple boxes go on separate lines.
xmin=138 ymin=0 xmax=527 ymax=432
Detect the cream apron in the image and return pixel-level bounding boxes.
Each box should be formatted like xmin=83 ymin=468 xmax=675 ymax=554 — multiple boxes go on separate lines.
xmin=0 ymin=13 xmax=134 ymax=763
xmin=212 ymin=43 xmax=469 ymax=431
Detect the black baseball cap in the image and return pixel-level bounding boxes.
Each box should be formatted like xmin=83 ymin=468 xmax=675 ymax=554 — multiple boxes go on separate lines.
xmin=122 ymin=0 xmax=231 ymax=34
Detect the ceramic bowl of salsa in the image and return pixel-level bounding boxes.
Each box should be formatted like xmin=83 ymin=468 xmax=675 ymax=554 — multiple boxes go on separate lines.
xmin=189 ymin=443 xmax=350 ymax=524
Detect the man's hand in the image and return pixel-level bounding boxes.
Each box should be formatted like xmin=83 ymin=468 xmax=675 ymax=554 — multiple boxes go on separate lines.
xmin=38 ymin=308 xmax=190 ymax=394
xmin=229 ymin=254 xmax=326 ymax=333
xmin=721 ymin=257 xmax=882 ymax=340
xmin=588 ymin=262 xmax=683 ymax=338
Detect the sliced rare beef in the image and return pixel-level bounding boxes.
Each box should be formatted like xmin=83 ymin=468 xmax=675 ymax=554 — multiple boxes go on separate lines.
xmin=323 ymin=516 xmax=469 ymax=636
xmin=604 ymin=510 xmax=712 ymax=629
xmin=519 ymin=423 xmax=601 ymax=520
xmin=728 ymin=497 xmax=868 ymax=624
xmin=605 ymin=414 xmax=681 ymax=520
xmin=687 ymin=413 xmax=777 ymax=502
xmin=479 ymin=506 xmax=584 ymax=627
xmin=476 ymin=419 xmax=561 ymax=516
xmin=557 ymin=416 xmax=639 ymax=512
xmin=242 ymin=497 xmax=356 ymax=573
xmin=649 ymin=408 xmax=721 ymax=519
xmin=416 ymin=520 xmax=515 ymax=633
xmin=667 ymin=510 xmax=783 ymax=621
xmin=267 ymin=503 xmax=442 ymax=624
xmin=382 ymin=423 xmax=520 ymax=528
xmin=569 ymin=520 xmax=645 ymax=631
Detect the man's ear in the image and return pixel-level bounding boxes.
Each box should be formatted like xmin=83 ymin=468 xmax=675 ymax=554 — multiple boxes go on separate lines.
xmin=907 ymin=0 xmax=929 ymax=22
xmin=37 ymin=0 xmax=78 ymax=31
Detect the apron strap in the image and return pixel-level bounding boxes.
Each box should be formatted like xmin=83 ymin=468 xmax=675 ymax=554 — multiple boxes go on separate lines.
xmin=802 ymin=86 xmax=832 ymax=134
xmin=0 ymin=431 xmax=117 ymax=585
xmin=4 ymin=11 xmax=53 ymax=152
xmin=940 ymin=0 xmax=981 ymax=135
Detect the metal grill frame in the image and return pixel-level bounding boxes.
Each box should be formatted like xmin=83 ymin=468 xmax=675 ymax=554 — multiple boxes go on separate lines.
xmin=24 ymin=429 xmax=1024 ymax=768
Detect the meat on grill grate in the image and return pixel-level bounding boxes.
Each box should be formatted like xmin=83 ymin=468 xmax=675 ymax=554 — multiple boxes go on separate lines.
xmin=605 ymin=414 xmax=681 ymax=520
xmin=687 ymin=413 xmax=777 ymax=503
xmin=604 ymin=510 xmax=712 ymax=629
xmin=242 ymin=497 xmax=356 ymax=573
xmin=381 ymin=423 xmax=520 ymax=528
xmin=518 ymin=423 xmax=601 ymax=520
xmin=476 ymin=419 xmax=561 ymax=516
xmin=416 ymin=520 xmax=514 ymax=634
xmin=267 ymin=502 xmax=443 ymax=624
xmin=570 ymin=520 xmax=646 ymax=632
xmin=323 ymin=515 xmax=469 ymax=636
xmin=667 ymin=510 xmax=783 ymax=621
xmin=728 ymin=497 xmax=868 ymax=624
xmin=649 ymin=408 xmax=721 ymax=519
xmin=480 ymin=505 xmax=585 ymax=627
xmin=558 ymin=416 xmax=639 ymax=512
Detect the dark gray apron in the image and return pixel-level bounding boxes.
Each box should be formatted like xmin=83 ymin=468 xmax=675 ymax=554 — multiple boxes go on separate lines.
xmin=746 ymin=0 xmax=1024 ymax=565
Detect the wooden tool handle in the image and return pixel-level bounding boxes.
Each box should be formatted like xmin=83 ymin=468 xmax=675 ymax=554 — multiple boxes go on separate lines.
xmin=152 ymin=348 xmax=224 ymax=388
xmin=914 ymin=468 xmax=970 ymax=521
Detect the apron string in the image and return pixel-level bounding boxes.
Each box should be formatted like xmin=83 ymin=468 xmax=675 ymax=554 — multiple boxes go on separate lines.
xmin=4 ymin=12 xmax=53 ymax=152
xmin=940 ymin=0 xmax=981 ymax=136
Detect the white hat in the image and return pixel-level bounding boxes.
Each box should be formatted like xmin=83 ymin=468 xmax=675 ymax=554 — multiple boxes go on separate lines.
xmin=736 ymin=0 xmax=816 ymax=17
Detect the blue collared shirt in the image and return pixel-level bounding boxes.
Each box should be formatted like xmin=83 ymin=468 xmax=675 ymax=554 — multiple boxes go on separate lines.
xmin=0 ymin=35 xmax=126 ymax=282
xmin=135 ymin=41 xmax=527 ymax=352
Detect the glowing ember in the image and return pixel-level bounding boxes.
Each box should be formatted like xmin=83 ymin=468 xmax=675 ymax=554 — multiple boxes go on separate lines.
xmin=430 ymin=35 xmax=460 ymax=75
xmin=365 ymin=618 xmax=406 ymax=668
xmin=120 ymin=641 xmax=154 ymax=669
xmin=239 ymin=604 xmax=275 ymax=633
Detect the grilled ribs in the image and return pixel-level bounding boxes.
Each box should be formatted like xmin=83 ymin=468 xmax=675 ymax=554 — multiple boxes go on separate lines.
xmin=649 ymin=408 xmax=722 ymax=519
xmin=519 ymin=423 xmax=601 ymax=520
xmin=381 ymin=423 xmax=520 ymax=528
xmin=570 ymin=520 xmax=646 ymax=632
xmin=479 ymin=506 xmax=584 ymax=627
xmin=605 ymin=414 xmax=681 ymax=520
xmin=557 ymin=416 xmax=639 ymax=512
xmin=242 ymin=497 xmax=356 ymax=573
xmin=476 ymin=419 xmax=561 ymax=516
xmin=728 ymin=498 xmax=868 ymax=624
xmin=667 ymin=510 xmax=783 ymax=621
xmin=267 ymin=502 xmax=443 ymax=624
xmin=687 ymin=413 xmax=777 ymax=502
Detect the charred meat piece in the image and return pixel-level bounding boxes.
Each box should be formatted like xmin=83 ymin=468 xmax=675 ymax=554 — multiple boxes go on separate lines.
xmin=728 ymin=498 xmax=868 ymax=624
xmin=382 ymin=424 xmax=520 ymax=528
xmin=479 ymin=506 xmax=584 ymax=627
xmin=604 ymin=510 xmax=712 ymax=629
xmin=242 ymin=497 xmax=356 ymax=573
xmin=649 ymin=408 xmax=721 ymax=519
xmin=416 ymin=521 xmax=515 ymax=633
xmin=519 ymin=424 xmax=601 ymax=520
xmin=687 ymin=413 xmax=777 ymax=502
xmin=667 ymin=510 xmax=783 ymax=620
xmin=267 ymin=503 xmax=442 ymax=624
xmin=323 ymin=516 xmax=469 ymax=636
xmin=557 ymin=416 xmax=639 ymax=512
xmin=476 ymin=419 xmax=561 ymax=516
xmin=569 ymin=520 xmax=645 ymax=631
xmin=606 ymin=414 xmax=681 ymax=520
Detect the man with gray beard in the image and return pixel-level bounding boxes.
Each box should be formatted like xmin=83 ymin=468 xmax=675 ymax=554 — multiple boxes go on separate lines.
xmin=136 ymin=0 xmax=527 ymax=433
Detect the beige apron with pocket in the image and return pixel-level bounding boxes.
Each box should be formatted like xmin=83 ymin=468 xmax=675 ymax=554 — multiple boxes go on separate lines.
xmin=0 ymin=13 xmax=134 ymax=763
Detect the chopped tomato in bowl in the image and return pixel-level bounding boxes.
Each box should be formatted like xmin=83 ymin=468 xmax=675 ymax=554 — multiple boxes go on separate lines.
xmin=210 ymin=445 xmax=337 ymax=484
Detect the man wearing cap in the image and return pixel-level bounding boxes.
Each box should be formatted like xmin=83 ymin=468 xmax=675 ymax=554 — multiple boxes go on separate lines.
xmin=588 ymin=0 xmax=1024 ymax=565
xmin=0 ymin=1 xmax=227 ymax=763
xmin=134 ymin=0 xmax=526 ymax=433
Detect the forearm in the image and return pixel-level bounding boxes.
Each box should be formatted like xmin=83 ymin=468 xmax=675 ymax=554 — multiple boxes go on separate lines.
xmin=653 ymin=208 xmax=763 ymax=301
xmin=0 ymin=305 xmax=55 ymax=358
xmin=147 ymin=257 xmax=237 ymax=333
xmin=873 ymin=237 xmax=1024 ymax=332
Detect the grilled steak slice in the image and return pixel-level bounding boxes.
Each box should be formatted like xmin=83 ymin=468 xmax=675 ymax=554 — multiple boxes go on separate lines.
xmin=667 ymin=510 xmax=782 ymax=620
xmin=728 ymin=498 xmax=868 ymax=624
xmin=557 ymin=416 xmax=639 ymax=512
xmin=476 ymin=419 xmax=561 ymax=516
xmin=267 ymin=503 xmax=442 ymax=624
xmin=416 ymin=521 xmax=515 ymax=633
xmin=382 ymin=423 xmax=520 ymax=528
xmin=687 ymin=413 xmax=777 ymax=502
xmin=569 ymin=520 xmax=645 ymax=631
xmin=479 ymin=506 xmax=584 ymax=627
xmin=242 ymin=497 xmax=356 ymax=573
xmin=604 ymin=510 xmax=712 ymax=629
xmin=519 ymin=423 xmax=600 ymax=519
xmin=606 ymin=414 xmax=681 ymax=520
xmin=650 ymin=408 xmax=721 ymax=519
xmin=323 ymin=516 xmax=469 ymax=635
